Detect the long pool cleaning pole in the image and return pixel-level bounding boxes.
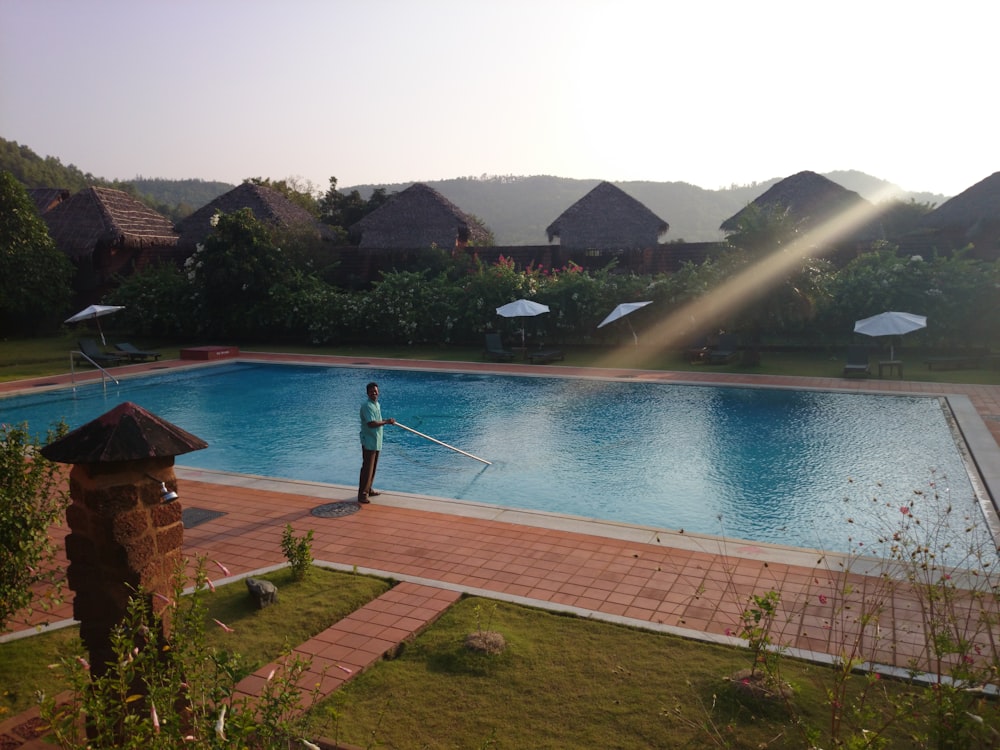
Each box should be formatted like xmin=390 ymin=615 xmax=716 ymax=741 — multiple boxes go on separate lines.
xmin=393 ymin=422 xmax=492 ymax=465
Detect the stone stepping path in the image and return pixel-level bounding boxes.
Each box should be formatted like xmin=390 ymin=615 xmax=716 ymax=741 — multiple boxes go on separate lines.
xmin=233 ymin=581 xmax=461 ymax=709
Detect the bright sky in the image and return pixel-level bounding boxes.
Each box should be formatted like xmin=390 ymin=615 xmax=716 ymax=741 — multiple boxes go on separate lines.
xmin=2 ymin=0 xmax=996 ymax=197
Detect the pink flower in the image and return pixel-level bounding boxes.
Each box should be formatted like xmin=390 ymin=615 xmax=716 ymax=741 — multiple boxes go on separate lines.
xmin=900 ymin=506 xmax=910 ymax=515
xmin=724 ymin=628 xmax=733 ymax=637
xmin=818 ymin=594 xmax=828 ymax=604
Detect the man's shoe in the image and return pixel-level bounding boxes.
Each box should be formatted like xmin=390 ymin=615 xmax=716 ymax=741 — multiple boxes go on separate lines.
xmin=368 ymin=490 xmax=381 ymax=497
xmin=357 ymin=497 xmax=370 ymax=504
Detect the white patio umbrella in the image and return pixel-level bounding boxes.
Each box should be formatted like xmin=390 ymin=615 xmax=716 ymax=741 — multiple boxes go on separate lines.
xmin=854 ymin=311 xmax=926 ymax=360
xmin=598 ymin=301 xmax=653 ymax=346
xmin=496 ymin=299 xmax=550 ymax=347
xmin=65 ymin=304 xmax=125 ymax=345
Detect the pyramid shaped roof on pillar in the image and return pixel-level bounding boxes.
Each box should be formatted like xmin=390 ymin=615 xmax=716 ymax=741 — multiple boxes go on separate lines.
xmin=40 ymin=401 xmax=208 ymax=464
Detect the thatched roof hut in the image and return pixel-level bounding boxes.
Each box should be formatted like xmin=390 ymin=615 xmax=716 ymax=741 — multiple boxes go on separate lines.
xmin=921 ymin=172 xmax=1000 ymax=228
xmin=43 ymin=187 xmax=179 ymax=261
xmin=545 ymin=181 xmax=668 ymax=249
xmin=720 ymin=171 xmax=873 ymax=232
xmin=43 ymin=187 xmax=180 ymax=302
xmin=175 ymin=182 xmax=331 ymax=250
xmin=915 ymin=172 xmax=1000 ymax=259
xmin=349 ymin=182 xmax=492 ymax=249
xmin=28 ymin=187 xmax=70 ymax=215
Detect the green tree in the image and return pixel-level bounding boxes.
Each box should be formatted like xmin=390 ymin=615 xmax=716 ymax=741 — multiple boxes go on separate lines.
xmin=186 ymin=208 xmax=283 ymax=339
xmin=106 ymin=263 xmax=198 ymax=338
xmin=186 ymin=208 xmax=339 ymax=341
xmin=0 ymin=170 xmax=74 ymax=335
xmin=0 ymin=421 xmax=69 ymax=631
xmin=245 ymin=175 xmax=319 ymax=216
xmin=317 ymin=176 xmax=390 ymax=242
xmin=722 ymin=203 xmax=832 ymax=357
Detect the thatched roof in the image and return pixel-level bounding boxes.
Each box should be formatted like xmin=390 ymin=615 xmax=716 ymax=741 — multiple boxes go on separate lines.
xmin=545 ymin=181 xmax=668 ymax=249
xmin=43 ymin=187 xmax=178 ymax=259
xmin=350 ymin=182 xmax=492 ymax=249
xmin=920 ymin=172 xmax=1000 ymax=229
xmin=175 ymin=182 xmax=331 ymax=248
xmin=41 ymin=401 xmax=208 ymax=464
xmin=719 ymin=171 xmax=871 ymax=233
xmin=28 ymin=187 xmax=70 ymax=215
xmin=912 ymin=172 xmax=1000 ymax=259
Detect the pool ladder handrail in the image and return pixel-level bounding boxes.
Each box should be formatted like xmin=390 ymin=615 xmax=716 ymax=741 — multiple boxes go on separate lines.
xmin=70 ymin=350 xmax=119 ymax=392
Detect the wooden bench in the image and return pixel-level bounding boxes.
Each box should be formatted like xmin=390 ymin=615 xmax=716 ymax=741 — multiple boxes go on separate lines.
xmin=924 ymin=350 xmax=988 ymax=370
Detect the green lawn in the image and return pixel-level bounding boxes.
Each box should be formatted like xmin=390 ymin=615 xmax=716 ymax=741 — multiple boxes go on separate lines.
xmin=3 ymin=333 xmax=998 ymax=385
xmin=8 ymin=576 xmax=998 ymax=749
xmin=0 ymin=567 xmax=390 ymax=718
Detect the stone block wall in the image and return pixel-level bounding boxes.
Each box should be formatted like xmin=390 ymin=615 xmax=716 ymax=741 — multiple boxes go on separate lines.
xmin=64 ymin=458 xmax=183 ymax=675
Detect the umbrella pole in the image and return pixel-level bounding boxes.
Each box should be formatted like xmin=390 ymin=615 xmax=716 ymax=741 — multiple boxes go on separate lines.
xmin=393 ymin=422 xmax=492 ymax=465
xmin=627 ymin=319 xmax=638 ymax=346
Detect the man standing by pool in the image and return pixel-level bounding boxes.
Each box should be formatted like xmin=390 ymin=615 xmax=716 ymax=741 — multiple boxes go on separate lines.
xmin=358 ymin=381 xmax=395 ymax=504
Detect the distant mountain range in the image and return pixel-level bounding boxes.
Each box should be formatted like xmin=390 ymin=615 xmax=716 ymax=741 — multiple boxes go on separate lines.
xmin=342 ymin=172 xmax=949 ymax=245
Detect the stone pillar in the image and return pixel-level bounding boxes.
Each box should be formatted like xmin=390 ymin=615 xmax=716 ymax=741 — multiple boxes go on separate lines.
xmin=64 ymin=458 xmax=184 ymax=674
xmin=41 ymin=401 xmax=208 ymax=678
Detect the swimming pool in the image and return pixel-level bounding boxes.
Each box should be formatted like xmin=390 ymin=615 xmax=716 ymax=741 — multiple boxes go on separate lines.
xmin=1 ymin=361 xmax=993 ymax=561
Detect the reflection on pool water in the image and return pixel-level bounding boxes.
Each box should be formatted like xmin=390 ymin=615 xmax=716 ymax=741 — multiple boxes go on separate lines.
xmin=1 ymin=362 xmax=991 ymax=562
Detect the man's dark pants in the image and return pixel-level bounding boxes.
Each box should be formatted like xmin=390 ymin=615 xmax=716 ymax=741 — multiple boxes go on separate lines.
xmin=359 ymin=447 xmax=380 ymax=501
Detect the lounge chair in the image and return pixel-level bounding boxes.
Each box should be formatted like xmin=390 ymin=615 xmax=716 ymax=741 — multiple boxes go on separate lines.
xmin=78 ymin=338 xmax=125 ymax=367
xmin=115 ymin=342 xmax=162 ymax=361
xmin=685 ymin=334 xmax=711 ymax=363
xmin=843 ymin=346 xmax=870 ymax=377
xmin=706 ymin=334 xmax=739 ymax=364
xmin=483 ymin=333 xmax=515 ymax=362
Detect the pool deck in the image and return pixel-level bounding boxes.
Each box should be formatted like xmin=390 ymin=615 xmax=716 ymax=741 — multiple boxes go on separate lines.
xmin=4 ymin=354 xmax=1000 ymax=745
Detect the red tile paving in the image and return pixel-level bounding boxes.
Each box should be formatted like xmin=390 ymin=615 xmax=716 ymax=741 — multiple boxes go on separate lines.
xmin=3 ymin=353 xmax=1000 ymax=747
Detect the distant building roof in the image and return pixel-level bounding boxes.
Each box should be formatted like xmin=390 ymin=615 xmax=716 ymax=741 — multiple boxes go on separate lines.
xmin=175 ymin=182 xmax=331 ymax=249
xmin=915 ymin=171 xmax=1000 ymax=259
xmin=349 ymin=182 xmax=492 ymax=249
xmin=920 ymin=171 xmax=1000 ymax=229
xmin=545 ymin=181 xmax=669 ymax=249
xmin=27 ymin=187 xmax=70 ymax=215
xmin=42 ymin=187 xmax=178 ymax=259
xmin=719 ymin=170 xmax=872 ymax=234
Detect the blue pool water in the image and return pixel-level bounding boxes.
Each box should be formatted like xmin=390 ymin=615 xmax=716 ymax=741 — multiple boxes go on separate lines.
xmin=1 ymin=362 xmax=989 ymax=559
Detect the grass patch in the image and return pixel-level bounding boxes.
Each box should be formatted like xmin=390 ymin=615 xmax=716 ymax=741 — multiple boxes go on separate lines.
xmin=308 ymin=596 xmax=998 ymax=749
xmin=0 ymin=566 xmax=390 ymax=717
xmin=2 ymin=335 xmax=998 ymax=385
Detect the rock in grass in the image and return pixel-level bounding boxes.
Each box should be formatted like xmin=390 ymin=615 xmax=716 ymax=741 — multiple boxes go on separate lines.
xmin=246 ymin=577 xmax=279 ymax=609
